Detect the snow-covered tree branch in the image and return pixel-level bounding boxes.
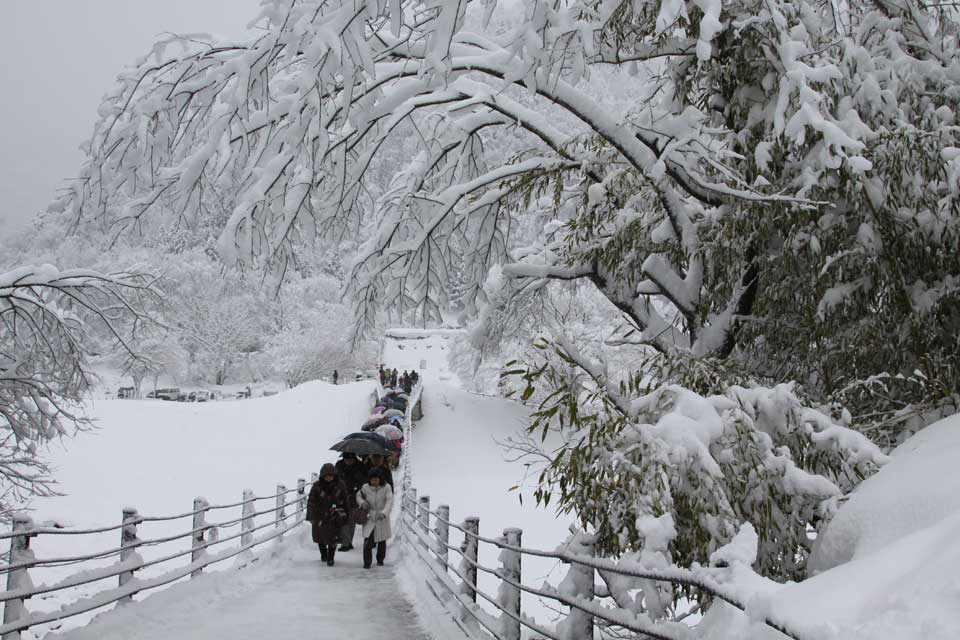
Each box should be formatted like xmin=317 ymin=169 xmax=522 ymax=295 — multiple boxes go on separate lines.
xmin=0 ymin=265 xmax=158 ymax=517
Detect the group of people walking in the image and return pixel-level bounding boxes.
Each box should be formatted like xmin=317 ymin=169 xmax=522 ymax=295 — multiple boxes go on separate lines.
xmin=306 ymin=452 xmax=395 ymax=568
xmin=379 ymin=366 xmax=418 ymax=394
xmin=307 ymin=364 xmax=419 ymax=568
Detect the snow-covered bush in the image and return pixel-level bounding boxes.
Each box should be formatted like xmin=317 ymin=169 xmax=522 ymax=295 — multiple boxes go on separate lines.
xmin=512 ymin=339 xmax=886 ymax=603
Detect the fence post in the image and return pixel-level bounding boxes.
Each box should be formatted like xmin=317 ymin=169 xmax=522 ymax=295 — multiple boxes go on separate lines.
xmin=118 ymin=508 xmax=141 ymax=603
xmin=418 ymin=495 xmax=430 ymax=546
xmin=276 ymin=484 xmax=287 ymax=539
xmin=297 ymin=478 xmax=307 ymax=515
xmin=241 ymin=489 xmax=255 ymax=548
xmin=402 ymin=488 xmax=416 ymax=547
xmin=499 ymin=528 xmax=522 ymax=640
xmin=436 ymin=504 xmax=450 ymax=574
xmin=191 ymin=497 xmax=209 ymax=578
xmin=460 ymin=516 xmax=479 ymax=603
xmin=562 ymin=532 xmax=596 ymax=639
xmin=2 ymin=514 xmax=33 ymax=640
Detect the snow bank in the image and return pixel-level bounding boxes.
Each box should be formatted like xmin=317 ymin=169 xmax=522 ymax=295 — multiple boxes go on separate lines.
xmin=809 ymin=412 xmax=960 ymax=570
xmin=699 ymin=413 xmax=960 ymax=640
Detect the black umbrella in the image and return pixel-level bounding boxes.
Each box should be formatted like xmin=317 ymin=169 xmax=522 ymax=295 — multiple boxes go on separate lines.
xmin=330 ymin=437 xmax=391 ymax=456
xmin=330 ymin=439 xmax=388 ymax=455
xmin=344 ymin=431 xmax=389 ymax=444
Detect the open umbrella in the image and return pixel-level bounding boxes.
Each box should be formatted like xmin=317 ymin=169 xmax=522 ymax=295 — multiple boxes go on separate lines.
xmin=371 ymin=405 xmax=386 ymax=414
xmin=383 ymin=408 xmax=404 ymax=418
xmin=330 ymin=433 xmax=391 ymax=456
xmin=376 ymin=424 xmax=403 ymax=441
xmin=363 ymin=415 xmax=389 ymax=429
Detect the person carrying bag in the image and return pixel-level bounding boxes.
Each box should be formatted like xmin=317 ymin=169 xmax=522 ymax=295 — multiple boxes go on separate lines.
xmin=356 ymin=466 xmax=394 ymax=569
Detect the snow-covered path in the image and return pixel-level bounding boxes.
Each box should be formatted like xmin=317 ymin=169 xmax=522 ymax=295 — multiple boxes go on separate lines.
xmin=52 ymin=530 xmax=429 ymax=640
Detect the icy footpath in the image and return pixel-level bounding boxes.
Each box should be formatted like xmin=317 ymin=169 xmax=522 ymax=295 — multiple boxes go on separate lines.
xmin=46 ymin=529 xmax=430 ymax=640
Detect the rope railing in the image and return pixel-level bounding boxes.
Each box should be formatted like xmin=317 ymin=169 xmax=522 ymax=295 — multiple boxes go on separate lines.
xmin=0 ymin=485 xmax=302 ymax=543
xmin=0 ymin=478 xmax=310 ymax=637
xmin=0 ymin=494 xmax=305 ymax=605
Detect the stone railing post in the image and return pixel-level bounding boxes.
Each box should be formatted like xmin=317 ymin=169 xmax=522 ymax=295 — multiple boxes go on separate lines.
xmin=499 ymin=528 xmax=522 ymax=640
xmin=460 ymin=516 xmax=480 ymax=603
xmin=2 ymin=514 xmax=33 ymax=640
xmin=191 ymin=497 xmax=209 ymax=578
xmin=563 ymin=532 xmax=596 ymax=639
xmin=436 ymin=504 xmax=450 ymax=574
xmin=241 ymin=490 xmax=255 ymax=548
xmin=418 ymin=495 xmax=430 ymax=547
xmin=118 ymin=508 xmax=141 ymax=603
xmin=275 ymin=484 xmax=287 ymax=539
xmin=297 ymin=478 xmax=307 ymax=515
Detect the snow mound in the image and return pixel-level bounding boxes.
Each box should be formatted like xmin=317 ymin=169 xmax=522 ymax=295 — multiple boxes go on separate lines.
xmin=809 ymin=412 xmax=960 ymax=571
xmin=700 ymin=413 xmax=960 ymax=640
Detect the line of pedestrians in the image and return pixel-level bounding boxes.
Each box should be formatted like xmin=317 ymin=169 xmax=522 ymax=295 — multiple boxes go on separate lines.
xmin=306 ymin=453 xmax=395 ymax=568
xmin=307 ymin=366 xmax=417 ymax=568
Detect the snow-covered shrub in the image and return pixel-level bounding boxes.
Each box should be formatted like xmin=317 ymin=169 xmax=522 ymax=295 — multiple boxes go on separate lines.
xmin=513 ymin=340 xmax=886 ymax=602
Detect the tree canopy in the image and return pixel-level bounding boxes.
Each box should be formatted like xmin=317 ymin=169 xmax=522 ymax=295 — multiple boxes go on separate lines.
xmin=52 ymin=0 xmax=960 ymax=608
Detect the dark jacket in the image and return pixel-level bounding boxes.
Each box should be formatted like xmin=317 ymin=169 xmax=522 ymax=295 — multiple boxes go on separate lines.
xmin=307 ymin=476 xmax=351 ymax=544
xmin=335 ymin=458 xmax=369 ymax=496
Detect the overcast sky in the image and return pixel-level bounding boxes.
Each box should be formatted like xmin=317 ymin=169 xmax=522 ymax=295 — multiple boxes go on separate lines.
xmin=0 ymin=0 xmax=261 ymax=236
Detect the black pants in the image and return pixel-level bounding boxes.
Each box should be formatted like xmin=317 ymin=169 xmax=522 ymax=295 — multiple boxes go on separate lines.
xmin=363 ymin=533 xmax=386 ymax=567
xmin=318 ymin=543 xmax=337 ymax=562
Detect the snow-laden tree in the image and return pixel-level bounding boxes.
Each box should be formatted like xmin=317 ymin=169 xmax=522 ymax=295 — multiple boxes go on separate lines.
xmin=54 ymin=0 xmax=959 ymax=609
xmin=0 ymin=265 xmax=156 ymax=517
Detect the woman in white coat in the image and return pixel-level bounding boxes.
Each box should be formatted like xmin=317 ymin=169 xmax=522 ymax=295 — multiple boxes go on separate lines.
xmin=357 ymin=466 xmax=394 ymax=568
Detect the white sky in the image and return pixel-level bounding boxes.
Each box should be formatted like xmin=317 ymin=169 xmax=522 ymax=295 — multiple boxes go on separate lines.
xmin=0 ymin=0 xmax=261 ymax=236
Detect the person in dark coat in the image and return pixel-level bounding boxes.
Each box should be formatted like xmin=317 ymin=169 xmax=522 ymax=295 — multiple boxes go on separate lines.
xmin=378 ymin=366 xmax=386 ymax=386
xmin=332 ymin=370 xmax=339 ymax=385
xmin=389 ymin=369 xmax=398 ymax=388
xmin=368 ymin=454 xmax=394 ymax=489
xmin=402 ymin=373 xmax=413 ymax=395
xmin=335 ymin=453 xmax=368 ymax=551
xmin=306 ymin=463 xmax=351 ymax=566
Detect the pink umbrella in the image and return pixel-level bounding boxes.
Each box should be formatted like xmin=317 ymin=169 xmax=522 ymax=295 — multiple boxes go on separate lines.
xmin=376 ymin=424 xmax=403 ymax=441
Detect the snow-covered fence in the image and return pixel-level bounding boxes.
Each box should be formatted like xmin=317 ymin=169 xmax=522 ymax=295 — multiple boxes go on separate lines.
xmin=390 ymin=385 xmax=812 ymax=640
xmin=0 ymin=481 xmax=309 ymax=639
xmin=398 ymin=495 xmax=817 ymax=640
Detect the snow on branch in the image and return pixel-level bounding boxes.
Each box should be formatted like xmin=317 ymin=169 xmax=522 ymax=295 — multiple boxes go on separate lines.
xmin=0 ymin=265 xmax=160 ymax=518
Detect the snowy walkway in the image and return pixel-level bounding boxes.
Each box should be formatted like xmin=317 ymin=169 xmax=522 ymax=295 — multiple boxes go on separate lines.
xmin=52 ymin=532 xmax=430 ymax=640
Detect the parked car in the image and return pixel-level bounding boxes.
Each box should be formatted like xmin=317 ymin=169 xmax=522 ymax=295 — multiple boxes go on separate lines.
xmin=155 ymin=388 xmax=181 ymax=401
xmin=116 ymin=387 xmax=135 ymax=399
xmin=188 ymin=390 xmax=212 ymax=402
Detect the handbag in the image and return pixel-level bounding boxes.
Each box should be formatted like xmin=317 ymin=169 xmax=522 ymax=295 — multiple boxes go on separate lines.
xmin=351 ymin=506 xmax=369 ymax=525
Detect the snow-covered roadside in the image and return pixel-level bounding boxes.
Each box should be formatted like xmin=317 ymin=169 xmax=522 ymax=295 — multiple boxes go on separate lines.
xmin=699 ymin=413 xmax=960 ymax=640
xmin=405 ymin=382 xmax=571 ymax=628
xmin=20 ymin=380 xmax=376 ymax=637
